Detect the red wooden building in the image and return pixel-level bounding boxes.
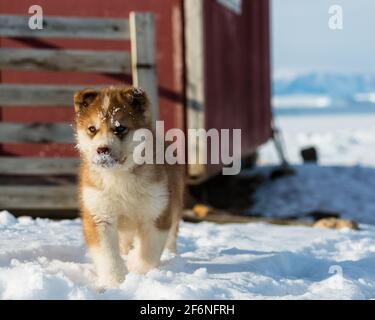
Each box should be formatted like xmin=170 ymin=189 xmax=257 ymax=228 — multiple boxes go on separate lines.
xmin=0 ymin=0 xmax=271 ymax=181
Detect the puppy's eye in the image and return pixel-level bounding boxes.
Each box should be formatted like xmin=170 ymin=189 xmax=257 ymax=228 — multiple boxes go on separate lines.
xmin=88 ymin=126 xmax=96 ymax=133
xmin=113 ymin=125 xmax=127 ymax=135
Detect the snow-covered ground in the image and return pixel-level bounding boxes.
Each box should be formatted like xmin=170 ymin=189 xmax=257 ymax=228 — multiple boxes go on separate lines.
xmin=1 ymin=210 xmax=375 ymax=299
xmin=259 ymin=114 xmax=375 ymax=167
xmin=1 ymin=113 xmax=375 ymax=299
xmin=255 ymin=114 xmax=375 ymax=224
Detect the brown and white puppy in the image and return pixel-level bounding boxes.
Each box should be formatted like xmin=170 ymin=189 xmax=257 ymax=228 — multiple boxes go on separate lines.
xmin=73 ymin=87 xmax=184 ymax=288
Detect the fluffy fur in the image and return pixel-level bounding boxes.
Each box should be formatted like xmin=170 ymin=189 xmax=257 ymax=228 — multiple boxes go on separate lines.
xmin=73 ymin=87 xmax=184 ymax=288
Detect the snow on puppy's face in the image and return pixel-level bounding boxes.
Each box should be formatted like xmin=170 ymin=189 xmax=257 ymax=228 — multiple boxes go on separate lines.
xmin=73 ymin=87 xmax=151 ymax=170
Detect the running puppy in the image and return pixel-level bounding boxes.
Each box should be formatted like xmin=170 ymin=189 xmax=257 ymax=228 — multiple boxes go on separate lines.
xmin=73 ymin=87 xmax=184 ymax=288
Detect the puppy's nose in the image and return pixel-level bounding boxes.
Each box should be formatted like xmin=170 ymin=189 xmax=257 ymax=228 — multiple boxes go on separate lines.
xmin=97 ymin=146 xmax=111 ymax=155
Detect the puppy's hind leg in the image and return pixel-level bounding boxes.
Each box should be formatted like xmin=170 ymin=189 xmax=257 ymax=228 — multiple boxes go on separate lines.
xmin=165 ymin=218 xmax=179 ymax=253
xmin=118 ymin=217 xmax=135 ymax=256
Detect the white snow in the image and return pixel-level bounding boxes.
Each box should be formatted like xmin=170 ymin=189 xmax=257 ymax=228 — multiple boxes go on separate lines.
xmin=354 ymin=92 xmax=375 ymax=104
xmin=93 ymin=153 xmax=117 ymax=168
xmin=254 ymin=114 xmax=375 ymax=224
xmin=0 ymin=213 xmax=375 ymax=299
xmin=272 ymin=95 xmax=332 ymax=109
xmin=259 ymin=114 xmax=375 ymax=167
xmin=248 ymin=165 xmax=375 ymax=224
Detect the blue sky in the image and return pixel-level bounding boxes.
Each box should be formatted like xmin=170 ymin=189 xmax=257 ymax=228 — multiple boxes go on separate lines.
xmin=272 ymin=0 xmax=375 ymax=75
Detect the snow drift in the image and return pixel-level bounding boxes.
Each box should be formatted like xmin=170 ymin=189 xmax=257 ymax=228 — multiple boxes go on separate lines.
xmin=0 ymin=211 xmax=374 ymax=299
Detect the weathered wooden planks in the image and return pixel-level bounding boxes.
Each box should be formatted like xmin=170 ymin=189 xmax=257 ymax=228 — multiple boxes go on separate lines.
xmin=0 ymin=12 xmax=159 ymax=212
xmin=130 ymin=12 xmax=159 ymax=126
xmin=0 ymin=48 xmax=131 ymax=73
xmin=0 ymin=84 xmax=102 ymax=106
xmin=0 ymin=157 xmax=79 ymax=175
xmin=0 ymin=185 xmax=78 ymax=209
xmin=184 ymin=1 xmax=206 ymax=178
xmin=0 ymin=15 xmax=130 ymax=39
xmin=0 ymin=123 xmax=74 ymax=143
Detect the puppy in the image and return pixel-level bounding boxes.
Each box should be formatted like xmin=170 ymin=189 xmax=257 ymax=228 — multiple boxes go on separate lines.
xmin=73 ymin=87 xmax=184 ymax=288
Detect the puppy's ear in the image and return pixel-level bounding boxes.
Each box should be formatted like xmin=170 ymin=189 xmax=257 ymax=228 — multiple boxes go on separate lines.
xmin=121 ymin=87 xmax=149 ymax=114
xmin=73 ymin=89 xmax=99 ymax=113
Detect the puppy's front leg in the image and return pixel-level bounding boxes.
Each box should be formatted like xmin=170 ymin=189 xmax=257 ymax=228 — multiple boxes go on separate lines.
xmin=82 ymin=211 xmax=126 ymax=288
xmin=127 ymin=223 xmax=168 ymax=274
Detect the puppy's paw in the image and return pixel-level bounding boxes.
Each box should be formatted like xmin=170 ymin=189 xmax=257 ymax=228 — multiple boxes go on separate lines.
xmin=97 ymin=274 xmax=125 ymax=290
xmin=96 ymin=261 xmax=127 ymax=289
xmin=126 ymin=251 xmax=158 ymax=275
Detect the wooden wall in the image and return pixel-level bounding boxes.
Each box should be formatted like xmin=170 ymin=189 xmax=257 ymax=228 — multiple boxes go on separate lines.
xmin=204 ymin=0 xmax=272 ymax=159
xmin=0 ymin=0 xmax=185 ymax=157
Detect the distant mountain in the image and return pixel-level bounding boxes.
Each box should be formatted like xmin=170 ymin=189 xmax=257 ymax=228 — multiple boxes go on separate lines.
xmin=273 ymin=72 xmax=375 ymax=97
xmin=273 ymin=72 xmax=375 ymax=109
